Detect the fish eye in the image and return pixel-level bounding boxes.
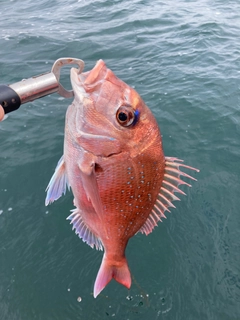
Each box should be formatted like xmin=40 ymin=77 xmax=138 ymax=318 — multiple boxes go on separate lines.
xmin=116 ymin=106 xmax=135 ymax=127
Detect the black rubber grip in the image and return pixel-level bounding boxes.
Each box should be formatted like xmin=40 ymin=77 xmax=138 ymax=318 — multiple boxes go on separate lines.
xmin=0 ymin=85 xmax=21 ymax=114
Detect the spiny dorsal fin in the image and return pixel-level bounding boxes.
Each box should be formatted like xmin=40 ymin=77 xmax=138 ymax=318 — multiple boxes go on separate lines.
xmin=138 ymin=157 xmax=199 ymax=236
xmin=67 ymin=208 xmax=103 ymax=251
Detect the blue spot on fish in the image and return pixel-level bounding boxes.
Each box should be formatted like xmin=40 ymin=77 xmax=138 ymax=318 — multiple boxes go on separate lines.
xmin=132 ymin=109 xmax=140 ymax=126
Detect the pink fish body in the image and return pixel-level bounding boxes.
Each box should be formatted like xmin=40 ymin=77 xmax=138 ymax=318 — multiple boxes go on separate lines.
xmin=45 ymin=60 xmax=198 ymax=298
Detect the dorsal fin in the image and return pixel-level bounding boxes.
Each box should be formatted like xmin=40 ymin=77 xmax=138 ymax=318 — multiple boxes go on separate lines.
xmin=138 ymin=157 xmax=199 ymax=236
xmin=67 ymin=208 xmax=103 ymax=250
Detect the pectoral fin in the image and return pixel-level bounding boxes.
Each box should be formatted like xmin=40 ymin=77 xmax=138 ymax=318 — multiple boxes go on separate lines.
xmin=45 ymin=156 xmax=70 ymax=205
xmin=78 ymin=152 xmax=103 ymax=217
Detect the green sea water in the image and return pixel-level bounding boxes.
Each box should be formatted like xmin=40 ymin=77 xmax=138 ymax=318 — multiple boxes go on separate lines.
xmin=0 ymin=0 xmax=240 ymax=319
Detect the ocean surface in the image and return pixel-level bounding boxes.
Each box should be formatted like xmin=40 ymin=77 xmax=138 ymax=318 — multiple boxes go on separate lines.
xmin=0 ymin=0 xmax=240 ymax=319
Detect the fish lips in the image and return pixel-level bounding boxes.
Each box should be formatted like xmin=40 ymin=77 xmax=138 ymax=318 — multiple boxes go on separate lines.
xmin=70 ymin=59 xmax=108 ymax=100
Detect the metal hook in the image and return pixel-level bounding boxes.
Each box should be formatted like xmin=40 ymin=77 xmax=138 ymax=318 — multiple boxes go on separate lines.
xmin=0 ymin=57 xmax=85 ymax=115
xmin=51 ymin=57 xmax=85 ymax=98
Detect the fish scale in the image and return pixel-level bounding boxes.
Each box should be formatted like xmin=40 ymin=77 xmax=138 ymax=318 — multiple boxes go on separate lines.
xmin=99 ymin=155 xmax=162 ymax=238
xmin=45 ymin=59 xmax=199 ymax=298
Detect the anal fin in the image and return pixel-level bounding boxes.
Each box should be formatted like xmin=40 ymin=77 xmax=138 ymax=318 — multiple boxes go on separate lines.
xmin=67 ymin=208 xmax=103 ymax=251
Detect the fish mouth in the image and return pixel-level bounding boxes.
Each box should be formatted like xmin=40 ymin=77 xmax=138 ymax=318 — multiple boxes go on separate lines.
xmin=82 ymin=59 xmax=108 ymax=86
xmin=70 ymin=60 xmax=108 ymax=99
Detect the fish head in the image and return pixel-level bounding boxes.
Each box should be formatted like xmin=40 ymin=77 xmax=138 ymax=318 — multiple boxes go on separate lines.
xmin=68 ymin=60 xmax=161 ymax=157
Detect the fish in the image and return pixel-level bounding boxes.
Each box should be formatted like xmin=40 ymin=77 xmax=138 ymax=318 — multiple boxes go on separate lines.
xmin=45 ymin=59 xmax=199 ymax=298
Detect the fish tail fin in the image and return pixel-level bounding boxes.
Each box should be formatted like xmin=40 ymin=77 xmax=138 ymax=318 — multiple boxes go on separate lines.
xmin=93 ymin=254 xmax=131 ymax=298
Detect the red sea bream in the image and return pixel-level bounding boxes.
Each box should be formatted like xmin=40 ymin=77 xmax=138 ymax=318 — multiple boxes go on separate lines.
xmin=45 ymin=60 xmax=199 ymax=298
